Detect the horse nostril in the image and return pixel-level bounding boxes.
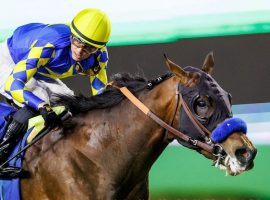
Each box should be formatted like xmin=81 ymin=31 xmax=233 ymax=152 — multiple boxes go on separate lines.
xmin=235 ymin=148 xmax=256 ymax=164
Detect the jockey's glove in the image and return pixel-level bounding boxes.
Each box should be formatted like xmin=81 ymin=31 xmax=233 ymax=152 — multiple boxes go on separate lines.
xmin=39 ymin=104 xmax=61 ymax=128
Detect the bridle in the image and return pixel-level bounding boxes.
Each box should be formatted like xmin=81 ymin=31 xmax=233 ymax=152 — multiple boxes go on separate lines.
xmin=173 ymin=83 xmax=226 ymax=166
xmin=109 ymin=76 xmax=226 ymax=165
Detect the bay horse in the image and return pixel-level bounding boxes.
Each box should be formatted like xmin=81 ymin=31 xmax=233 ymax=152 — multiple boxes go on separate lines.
xmin=20 ymin=52 xmax=256 ymax=200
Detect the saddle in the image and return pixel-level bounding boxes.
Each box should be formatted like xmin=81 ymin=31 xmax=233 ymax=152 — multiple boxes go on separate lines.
xmin=0 ymin=102 xmax=71 ymax=179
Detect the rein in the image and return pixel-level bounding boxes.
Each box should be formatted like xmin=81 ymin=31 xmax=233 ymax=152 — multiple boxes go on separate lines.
xmin=110 ymin=83 xmax=219 ymax=156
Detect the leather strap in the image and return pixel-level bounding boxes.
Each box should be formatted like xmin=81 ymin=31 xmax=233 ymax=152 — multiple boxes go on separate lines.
xmin=163 ymin=88 xmax=181 ymax=143
xmin=180 ymin=94 xmax=211 ymax=136
xmin=118 ymin=86 xmax=214 ymax=154
xmin=119 ymin=87 xmax=149 ymax=114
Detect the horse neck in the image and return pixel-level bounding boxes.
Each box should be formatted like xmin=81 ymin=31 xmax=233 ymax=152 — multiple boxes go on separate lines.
xmin=22 ymin=76 xmax=180 ymax=199
xmin=75 ymin=76 xmax=179 ymax=166
xmin=110 ymin=76 xmax=180 ymax=196
xmin=135 ymin=76 xmax=179 ymax=153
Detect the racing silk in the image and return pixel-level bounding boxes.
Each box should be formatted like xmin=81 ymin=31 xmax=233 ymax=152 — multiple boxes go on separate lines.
xmin=4 ymin=23 xmax=108 ymax=110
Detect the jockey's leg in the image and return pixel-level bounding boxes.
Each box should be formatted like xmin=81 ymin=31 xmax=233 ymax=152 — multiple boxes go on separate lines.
xmin=0 ymin=106 xmax=38 ymax=163
xmin=0 ymin=77 xmax=72 ymax=160
xmin=0 ymin=78 xmax=51 ymax=164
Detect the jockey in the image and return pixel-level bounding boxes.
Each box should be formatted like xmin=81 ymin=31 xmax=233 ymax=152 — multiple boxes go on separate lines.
xmin=0 ymin=8 xmax=111 ymax=167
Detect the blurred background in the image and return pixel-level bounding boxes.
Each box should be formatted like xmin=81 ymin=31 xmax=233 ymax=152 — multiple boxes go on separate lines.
xmin=1 ymin=0 xmax=270 ymax=199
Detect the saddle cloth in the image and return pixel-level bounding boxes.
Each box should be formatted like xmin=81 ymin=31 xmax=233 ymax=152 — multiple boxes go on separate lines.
xmin=0 ymin=105 xmax=66 ymax=200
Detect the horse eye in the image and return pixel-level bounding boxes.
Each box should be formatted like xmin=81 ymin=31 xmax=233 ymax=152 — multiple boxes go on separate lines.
xmin=193 ymin=97 xmax=212 ymax=119
xmin=197 ymin=100 xmax=207 ymax=108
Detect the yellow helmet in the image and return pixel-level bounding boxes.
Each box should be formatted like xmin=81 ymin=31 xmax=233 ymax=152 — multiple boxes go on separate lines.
xmin=70 ymin=8 xmax=111 ymax=48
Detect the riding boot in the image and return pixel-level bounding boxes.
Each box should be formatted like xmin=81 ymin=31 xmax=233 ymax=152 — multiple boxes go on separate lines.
xmin=0 ymin=120 xmax=26 ymax=164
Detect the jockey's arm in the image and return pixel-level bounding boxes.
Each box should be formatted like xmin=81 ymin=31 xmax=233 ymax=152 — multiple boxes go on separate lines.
xmin=4 ymin=41 xmax=55 ymax=110
xmin=90 ymin=46 xmax=108 ymax=95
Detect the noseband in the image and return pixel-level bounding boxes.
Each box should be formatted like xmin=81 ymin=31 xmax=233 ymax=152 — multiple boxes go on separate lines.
xmin=109 ymin=78 xmax=226 ymax=165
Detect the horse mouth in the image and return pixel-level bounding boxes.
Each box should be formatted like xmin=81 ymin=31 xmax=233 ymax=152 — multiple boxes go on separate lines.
xmin=217 ymin=155 xmax=255 ymax=176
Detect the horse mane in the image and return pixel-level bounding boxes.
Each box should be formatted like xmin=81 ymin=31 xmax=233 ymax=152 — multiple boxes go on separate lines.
xmin=53 ymin=72 xmax=172 ymax=115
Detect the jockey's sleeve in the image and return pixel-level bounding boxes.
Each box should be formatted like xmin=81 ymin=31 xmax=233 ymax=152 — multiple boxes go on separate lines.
xmin=4 ymin=41 xmax=55 ymax=110
xmin=90 ymin=46 xmax=108 ymax=95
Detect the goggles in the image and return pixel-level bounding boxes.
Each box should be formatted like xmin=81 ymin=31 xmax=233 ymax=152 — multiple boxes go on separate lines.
xmin=71 ymin=35 xmax=98 ymax=54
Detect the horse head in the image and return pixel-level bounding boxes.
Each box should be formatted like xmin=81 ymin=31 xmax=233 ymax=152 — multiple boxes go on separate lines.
xmin=165 ymin=52 xmax=257 ymax=176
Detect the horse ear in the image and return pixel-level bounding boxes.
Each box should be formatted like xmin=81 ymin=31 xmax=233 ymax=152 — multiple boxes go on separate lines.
xmin=202 ymin=52 xmax=214 ymax=75
xmin=164 ymin=54 xmax=200 ymax=87
xmin=164 ymin=54 xmax=189 ymax=84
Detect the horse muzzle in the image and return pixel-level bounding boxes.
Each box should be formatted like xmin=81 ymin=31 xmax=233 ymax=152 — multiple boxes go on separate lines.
xmin=210 ymin=118 xmax=257 ymax=176
xmin=222 ymin=148 xmax=256 ymax=176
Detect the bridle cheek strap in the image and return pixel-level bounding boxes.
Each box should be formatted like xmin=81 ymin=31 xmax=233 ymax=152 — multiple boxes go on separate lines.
xmin=117 ymin=86 xmax=215 ymax=154
xmin=163 ymin=89 xmax=181 ymax=143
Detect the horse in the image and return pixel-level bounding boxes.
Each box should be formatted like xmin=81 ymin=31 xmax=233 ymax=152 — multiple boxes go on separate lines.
xmin=20 ymin=52 xmax=257 ymax=200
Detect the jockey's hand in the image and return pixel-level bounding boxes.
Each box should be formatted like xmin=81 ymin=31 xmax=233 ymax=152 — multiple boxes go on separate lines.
xmin=39 ymin=104 xmax=61 ymax=128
